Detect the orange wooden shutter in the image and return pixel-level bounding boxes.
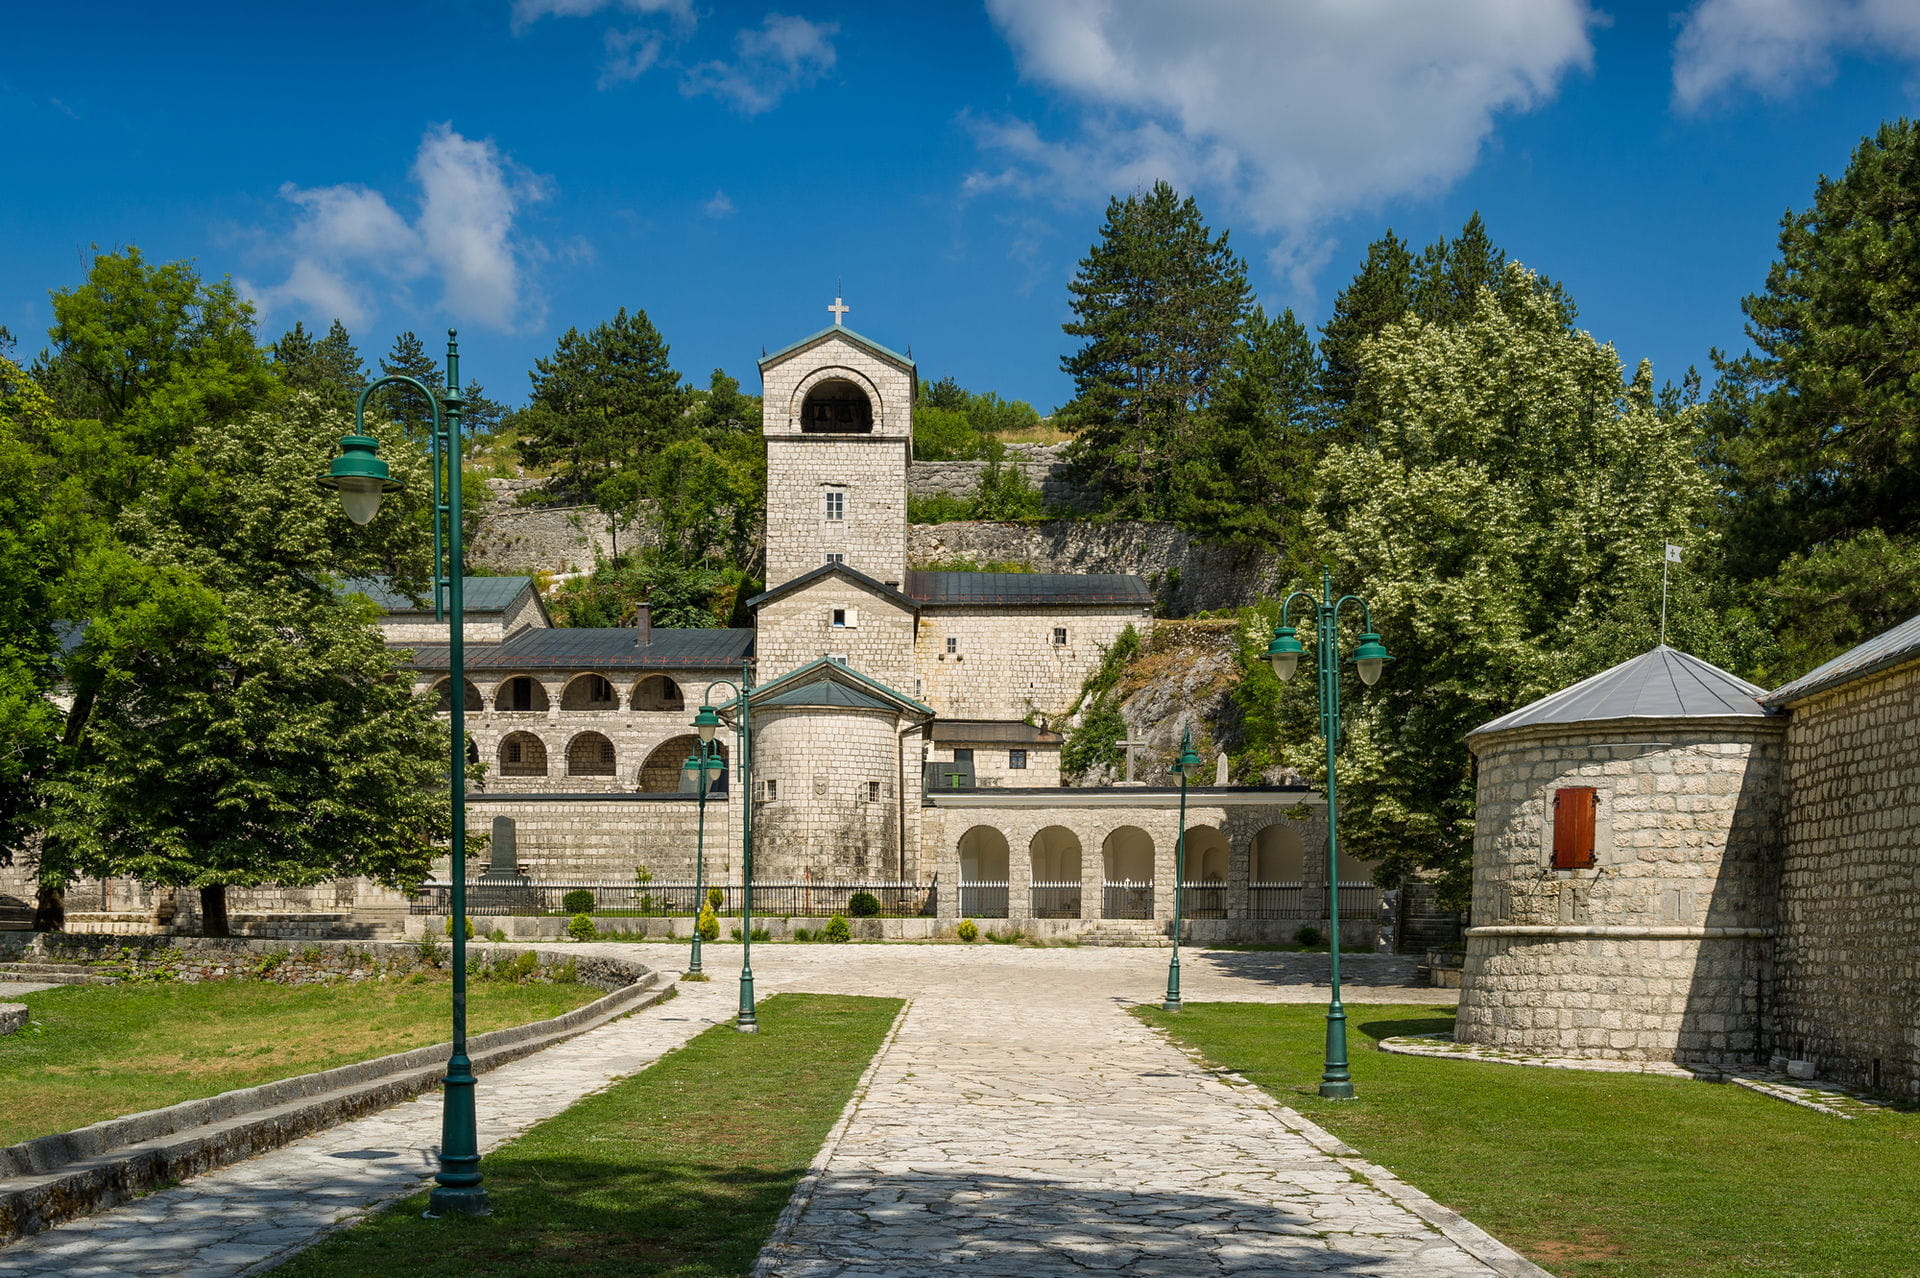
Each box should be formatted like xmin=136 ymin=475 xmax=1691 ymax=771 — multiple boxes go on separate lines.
xmin=1552 ymin=787 xmax=1598 ymax=869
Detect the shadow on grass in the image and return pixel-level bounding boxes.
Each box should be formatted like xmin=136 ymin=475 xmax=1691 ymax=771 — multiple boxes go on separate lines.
xmin=1356 ymin=1014 xmax=1456 ymax=1043
xmin=1194 ymin=948 xmax=1420 ymax=991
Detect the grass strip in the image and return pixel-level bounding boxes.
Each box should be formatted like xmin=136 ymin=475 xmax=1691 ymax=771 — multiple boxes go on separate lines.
xmin=0 ymin=978 xmax=601 ymax=1147
xmin=272 ymin=992 xmax=902 ymax=1278
xmin=1141 ymin=1003 xmax=1920 ymax=1278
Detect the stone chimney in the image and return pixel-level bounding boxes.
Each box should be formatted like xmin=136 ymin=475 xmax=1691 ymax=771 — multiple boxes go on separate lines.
xmin=633 ymin=601 xmax=651 ymax=647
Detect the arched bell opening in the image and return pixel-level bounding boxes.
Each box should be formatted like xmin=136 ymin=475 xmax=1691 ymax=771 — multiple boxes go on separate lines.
xmin=800 ymin=377 xmax=874 ymax=433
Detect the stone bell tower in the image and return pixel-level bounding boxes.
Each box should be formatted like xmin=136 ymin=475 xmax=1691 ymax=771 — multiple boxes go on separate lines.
xmin=758 ymin=301 xmax=916 ymax=591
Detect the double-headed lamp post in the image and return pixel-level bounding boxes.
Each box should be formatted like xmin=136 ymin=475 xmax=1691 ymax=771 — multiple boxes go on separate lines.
xmin=692 ymin=665 xmax=757 ymax=1032
xmin=1163 ymin=726 xmax=1204 ymax=1012
xmin=680 ymin=740 xmax=726 ymax=976
xmin=317 ymin=331 xmax=488 ymax=1215
xmin=1263 ymin=568 xmax=1392 ymax=1101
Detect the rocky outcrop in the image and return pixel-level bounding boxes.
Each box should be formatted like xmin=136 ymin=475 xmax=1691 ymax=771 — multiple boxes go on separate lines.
xmin=908 ymin=520 xmax=1285 ymax=616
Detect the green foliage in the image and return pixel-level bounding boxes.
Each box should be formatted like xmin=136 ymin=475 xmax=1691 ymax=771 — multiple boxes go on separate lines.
xmin=273 ymin=319 xmax=365 ymax=412
xmin=910 ymin=556 xmax=1035 ymax=573
xmin=905 ymin=491 xmax=975 ymax=524
xmin=443 ymin=914 xmax=475 ymax=941
xmin=1290 ymin=267 xmax=1758 ymax=898
xmin=822 ymin=914 xmax=851 ymax=943
xmin=1057 ymin=181 xmax=1251 ymax=519
xmin=705 ymin=886 xmax=724 ymax=912
xmin=912 ymin=375 xmax=1044 ymax=460
xmin=846 ymin=891 xmax=881 ymax=918
xmin=1710 ymin=119 xmax=1920 ymax=678
xmin=697 ymin=906 xmax=720 ymax=941
xmin=970 ymin=441 xmax=1044 ymax=520
xmin=793 ymin=927 xmax=811 ymax=942
xmin=956 ymin=919 xmax=979 ymax=943
xmin=1292 ymin=925 xmax=1324 ymax=947
xmin=544 ymin=552 xmax=748 ymax=629
xmin=566 ymin=913 xmax=597 ymax=942
xmin=515 ymin=308 xmax=687 ymax=505
xmin=560 ymin=889 xmax=596 ymax=914
xmin=1061 ymin=625 xmax=1142 ymax=779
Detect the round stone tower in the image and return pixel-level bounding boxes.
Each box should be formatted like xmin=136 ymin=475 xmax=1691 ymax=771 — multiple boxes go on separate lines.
xmin=1455 ymin=646 xmax=1784 ymax=1065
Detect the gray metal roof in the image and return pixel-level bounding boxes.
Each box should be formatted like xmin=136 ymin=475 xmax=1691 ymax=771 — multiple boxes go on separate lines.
xmin=757 ymin=676 xmax=901 ymax=712
xmin=745 ymin=563 xmax=919 ymax=613
xmin=403 ymin=627 xmax=754 ymax=672
xmin=929 ymin=719 xmax=1064 ymax=745
xmin=1766 ymin=611 xmax=1920 ymax=705
xmin=345 ymin=576 xmax=535 ymax=615
xmin=905 ymin=571 xmax=1152 ymax=608
xmin=1470 ymin=645 xmax=1774 ymax=738
xmin=758 ymin=324 xmax=915 ymax=373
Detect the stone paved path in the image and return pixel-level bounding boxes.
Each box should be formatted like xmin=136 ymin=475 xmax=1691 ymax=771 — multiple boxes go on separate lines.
xmin=0 ymin=945 xmax=1512 ymax=1278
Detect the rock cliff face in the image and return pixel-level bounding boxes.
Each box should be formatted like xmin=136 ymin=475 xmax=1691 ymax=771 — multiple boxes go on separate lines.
xmin=908 ymin=520 xmax=1284 ymax=617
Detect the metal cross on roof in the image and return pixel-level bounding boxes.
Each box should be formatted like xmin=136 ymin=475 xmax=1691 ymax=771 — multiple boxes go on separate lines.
xmin=828 ymin=296 xmax=850 ymax=325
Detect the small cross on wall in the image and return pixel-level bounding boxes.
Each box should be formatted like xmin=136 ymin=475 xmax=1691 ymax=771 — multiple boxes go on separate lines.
xmin=828 ymin=296 xmax=850 ymax=325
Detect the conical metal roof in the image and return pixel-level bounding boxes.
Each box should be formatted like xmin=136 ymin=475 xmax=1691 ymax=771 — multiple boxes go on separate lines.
xmin=1470 ymin=646 xmax=1774 ymax=738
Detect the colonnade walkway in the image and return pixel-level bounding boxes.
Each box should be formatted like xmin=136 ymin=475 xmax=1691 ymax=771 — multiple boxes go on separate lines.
xmin=0 ymin=946 xmax=1544 ymax=1278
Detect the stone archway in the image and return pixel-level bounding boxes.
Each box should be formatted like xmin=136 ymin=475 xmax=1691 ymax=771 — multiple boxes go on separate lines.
xmin=638 ymin=734 xmax=725 ymax=793
xmin=498 ymin=731 xmax=548 ymax=778
xmin=560 ymin=674 xmax=621 ymax=711
xmin=631 ymin=675 xmax=685 ymax=712
xmin=1029 ymin=826 xmax=1082 ymax=918
xmin=430 ymin=677 xmax=482 ymax=713
xmin=1180 ymin=826 xmax=1231 ymax=919
xmin=799 ymin=375 xmax=874 ymax=433
xmin=1102 ymin=826 xmax=1154 ymax=919
xmin=958 ymin=825 xmax=1010 ymax=919
xmin=565 ymin=731 xmax=616 ymax=777
xmin=495 ymin=676 xmax=549 ymax=713
xmin=1251 ymin=823 xmax=1308 ymax=918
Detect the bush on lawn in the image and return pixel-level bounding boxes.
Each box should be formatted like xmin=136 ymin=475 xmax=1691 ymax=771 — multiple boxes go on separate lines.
xmin=567 ymin=913 xmax=597 ymax=941
xmin=561 ymin=889 xmax=597 ymax=914
xmin=847 ymin=891 xmax=881 ymax=918
xmin=823 ymin=915 xmax=851 ymax=943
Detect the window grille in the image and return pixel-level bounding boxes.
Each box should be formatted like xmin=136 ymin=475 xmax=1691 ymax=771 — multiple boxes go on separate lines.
xmin=826 ymin=553 xmax=844 ymax=565
xmin=1053 ymin=627 xmax=1068 ymax=646
xmin=1009 ymin=749 xmax=1028 ymax=770
xmin=945 ymin=636 xmax=958 ymax=654
xmin=865 ymin=780 xmax=882 ymax=802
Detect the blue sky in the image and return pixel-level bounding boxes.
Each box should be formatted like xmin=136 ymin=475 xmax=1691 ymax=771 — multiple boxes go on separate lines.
xmin=4 ymin=1 xmax=1918 ymax=412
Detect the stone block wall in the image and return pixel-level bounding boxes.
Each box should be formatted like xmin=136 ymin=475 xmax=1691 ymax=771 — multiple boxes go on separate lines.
xmin=907 ymin=444 xmax=1098 ymax=513
xmin=756 ymin=579 xmax=917 ymax=691
xmin=750 ymin=706 xmax=910 ymax=880
xmin=461 ymin=794 xmax=740 ymax=882
xmin=1772 ymin=658 xmax=1920 ymax=1100
xmin=928 ymin=741 xmax=1063 ymax=789
xmin=915 ymin=605 xmax=1149 ymax=722
xmin=1456 ymin=719 xmax=1785 ymax=1064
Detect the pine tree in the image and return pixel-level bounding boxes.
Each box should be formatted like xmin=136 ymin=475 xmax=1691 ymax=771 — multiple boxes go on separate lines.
xmin=516 ymin=307 xmax=686 ymax=504
xmin=377 ymin=331 xmax=443 ymax=441
xmin=1318 ymin=231 xmax=1414 ymax=414
xmin=273 ymin=318 xmax=366 ymax=411
xmin=314 ymin=319 xmax=367 ymax=401
xmin=1712 ymin=117 xmax=1920 ymax=675
xmin=1057 ymin=181 xmax=1251 ymax=519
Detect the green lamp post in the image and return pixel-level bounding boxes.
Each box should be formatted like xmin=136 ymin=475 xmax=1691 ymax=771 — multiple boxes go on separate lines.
xmin=1163 ymin=725 xmax=1204 ymax=1012
xmin=680 ymin=740 xmax=726 ymax=976
xmin=317 ymin=331 xmax=488 ymax=1215
xmin=694 ymin=664 xmax=757 ymax=1032
xmin=1263 ymin=567 xmax=1392 ymax=1100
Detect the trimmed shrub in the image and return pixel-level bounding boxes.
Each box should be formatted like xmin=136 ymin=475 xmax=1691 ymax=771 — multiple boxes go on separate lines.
xmin=957 ymin=919 xmax=979 ymax=943
xmin=794 ymin=927 xmax=812 ymax=942
xmin=567 ymin=913 xmax=597 ymax=942
xmin=822 ymin=915 xmax=852 ymax=943
xmin=697 ymin=906 xmax=720 ymax=942
xmin=561 ymin=889 xmax=596 ymax=914
xmin=1293 ymin=925 xmax=1324 ymax=947
xmin=847 ymin=891 xmax=881 ymax=918
xmin=444 ymin=915 xmax=475 ymax=940
xmin=705 ymin=886 xmax=724 ymax=912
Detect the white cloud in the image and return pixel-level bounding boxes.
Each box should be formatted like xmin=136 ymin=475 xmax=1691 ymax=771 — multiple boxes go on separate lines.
xmin=510 ymin=0 xmax=691 ymax=35
xmin=1673 ymin=0 xmax=1920 ymax=109
xmin=682 ymin=14 xmax=837 ymax=115
xmin=249 ymin=125 xmax=547 ymax=334
xmin=703 ymin=189 xmax=736 ymax=218
xmin=599 ymin=27 xmax=665 ymax=87
xmin=974 ymin=0 xmax=1595 ymax=282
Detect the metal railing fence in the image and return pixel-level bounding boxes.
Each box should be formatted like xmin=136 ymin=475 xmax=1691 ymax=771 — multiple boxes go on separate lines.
xmin=1177 ymin=882 xmax=1228 ymax=919
xmin=959 ymin=880 xmax=1009 ymax=919
xmin=414 ymin=879 xmax=936 ymax=919
xmin=1029 ymin=881 xmax=1082 ymax=919
xmin=1102 ymin=879 xmax=1154 ymax=920
xmin=1246 ymin=882 xmax=1382 ymax=920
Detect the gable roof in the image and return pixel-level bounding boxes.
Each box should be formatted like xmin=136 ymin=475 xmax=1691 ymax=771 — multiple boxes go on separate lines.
xmin=740 ymin=655 xmax=933 ymax=718
xmin=1767 ymin=611 xmax=1920 ymax=706
xmin=744 ymin=562 xmax=919 ymax=613
xmin=1470 ymin=645 xmax=1775 ymax=739
xmin=904 ymin=571 xmax=1153 ymax=608
xmin=346 ymin=575 xmax=541 ymax=618
xmin=759 ymin=324 xmax=915 ymax=375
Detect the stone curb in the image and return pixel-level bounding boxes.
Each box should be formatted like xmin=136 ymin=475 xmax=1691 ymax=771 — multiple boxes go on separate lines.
xmin=0 ymin=1004 xmax=24 ymax=1037
xmin=0 ymin=946 xmax=663 ymax=1246
xmin=752 ymin=997 xmax=913 ymax=1278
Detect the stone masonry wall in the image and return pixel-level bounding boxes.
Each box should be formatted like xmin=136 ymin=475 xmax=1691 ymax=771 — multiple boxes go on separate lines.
xmin=755 ymin=578 xmax=917 ymax=691
xmin=1773 ymin=657 xmax=1920 ymax=1100
xmin=908 ymin=444 xmax=1098 ymax=512
xmin=1457 ymin=720 xmax=1785 ymax=1064
xmin=460 ymin=794 xmax=742 ymax=883
xmin=914 ymin=605 xmax=1150 ymax=722
xmin=751 ymin=706 xmax=909 ymax=880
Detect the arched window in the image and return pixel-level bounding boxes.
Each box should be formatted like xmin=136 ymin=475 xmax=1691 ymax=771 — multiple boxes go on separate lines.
xmin=800 ymin=377 xmax=874 ymax=433
xmin=561 ymin=674 xmax=620 ymax=711
xmin=631 ymin=675 xmax=685 ymax=712
xmin=498 ymin=732 xmax=548 ymax=778
xmin=1102 ymin=825 xmax=1155 ymax=883
xmin=566 ymin=732 xmax=617 ymax=777
xmin=430 ymin=678 xmax=482 ymax=713
xmin=1252 ymin=823 xmax=1306 ymax=882
xmin=496 ymin=676 xmax=549 ymax=713
xmin=1182 ymin=826 xmax=1231 ymax=882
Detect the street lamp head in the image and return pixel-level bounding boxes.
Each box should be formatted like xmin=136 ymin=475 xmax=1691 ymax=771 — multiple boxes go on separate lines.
xmin=317 ymin=433 xmax=402 ymax=525
xmin=1352 ymin=632 xmax=1392 ymax=686
xmin=1171 ymin=724 xmax=1203 ymax=777
xmin=692 ymin=703 xmax=722 ymax=743
xmin=1264 ymin=625 xmax=1304 ymax=682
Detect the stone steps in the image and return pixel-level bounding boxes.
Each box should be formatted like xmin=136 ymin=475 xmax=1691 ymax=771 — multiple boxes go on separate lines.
xmin=0 ymin=962 xmax=119 ymax=986
xmin=1077 ymin=922 xmax=1172 ymax=948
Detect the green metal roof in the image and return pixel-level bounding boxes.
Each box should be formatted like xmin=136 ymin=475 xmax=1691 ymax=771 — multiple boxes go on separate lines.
xmin=757 ymin=324 xmax=915 ymax=373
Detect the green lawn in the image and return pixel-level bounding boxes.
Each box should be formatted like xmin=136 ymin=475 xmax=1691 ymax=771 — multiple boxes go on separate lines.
xmin=271 ymin=992 xmax=902 ymax=1278
xmin=0 ymin=977 xmax=601 ymax=1147
xmin=1140 ymin=1003 xmax=1920 ymax=1278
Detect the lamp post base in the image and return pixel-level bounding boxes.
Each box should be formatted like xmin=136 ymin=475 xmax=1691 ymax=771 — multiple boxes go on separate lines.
xmin=1317 ymin=1080 xmax=1356 ymax=1100
xmin=424 ymin=1186 xmax=491 ymax=1218
xmin=1161 ymin=997 xmax=1182 ymax=1012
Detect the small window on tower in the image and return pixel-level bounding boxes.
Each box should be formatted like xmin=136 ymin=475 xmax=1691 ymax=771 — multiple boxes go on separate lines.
xmin=865 ymin=780 xmax=881 ymax=802
xmin=1053 ymin=627 xmax=1069 ymax=646
xmin=760 ymin=779 xmax=779 ymax=802
xmin=826 ymin=553 xmax=844 ymax=565
xmin=945 ymin=636 xmax=958 ymax=654
xmin=824 ymin=490 xmax=845 ymax=521
xmin=832 ymin=608 xmax=847 ymax=628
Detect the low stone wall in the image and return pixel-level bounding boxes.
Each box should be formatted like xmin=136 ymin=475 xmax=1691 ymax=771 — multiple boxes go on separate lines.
xmin=908 ymin=444 xmax=1099 ymax=513
xmin=415 ymin=913 xmax=1378 ymax=947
